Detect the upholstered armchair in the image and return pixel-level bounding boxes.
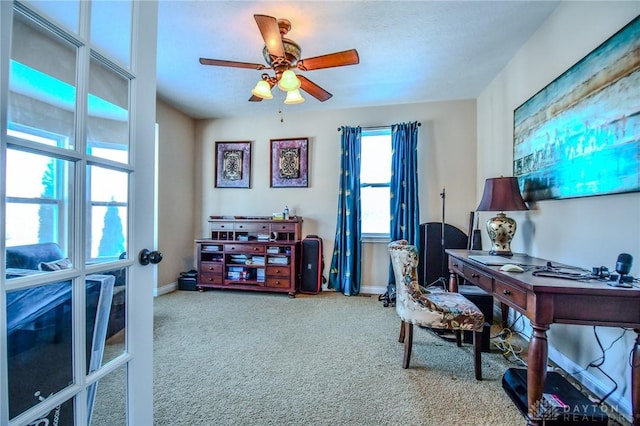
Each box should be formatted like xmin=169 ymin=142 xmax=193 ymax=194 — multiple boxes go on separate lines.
xmin=388 ymin=240 xmax=485 ymax=380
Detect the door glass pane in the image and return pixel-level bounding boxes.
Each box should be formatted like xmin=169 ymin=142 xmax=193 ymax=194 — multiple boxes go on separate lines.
xmin=23 ymin=0 xmax=80 ymax=34
xmin=89 ymin=364 xmax=127 ymax=425
xmin=6 ymin=281 xmax=74 ymax=422
xmin=87 ymin=58 xmax=130 ymax=162
xmin=87 ymin=270 xmax=126 ymax=368
xmin=90 ymin=1 xmax=132 ymax=67
xmin=5 ymin=149 xmax=72 ymax=277
xmin=87 ymin=165 xmax=128 ymax=263
xmin=9 ymin=11 xmax=77 ymax=149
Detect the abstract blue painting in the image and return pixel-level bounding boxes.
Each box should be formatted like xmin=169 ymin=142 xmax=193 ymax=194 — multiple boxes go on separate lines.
xmin=513 ymin=15 xmax=640 ymax=201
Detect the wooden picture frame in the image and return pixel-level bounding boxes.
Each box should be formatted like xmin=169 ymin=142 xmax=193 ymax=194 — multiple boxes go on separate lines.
xmin=214 ymin=141 xmax=251 ymax=188
xmin=270 ymin=138 xmax=309 ymax=188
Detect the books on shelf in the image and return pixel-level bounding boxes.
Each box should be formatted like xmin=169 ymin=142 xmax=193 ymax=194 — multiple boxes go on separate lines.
xmin=267 ymin=256 xmax=289 ymax=265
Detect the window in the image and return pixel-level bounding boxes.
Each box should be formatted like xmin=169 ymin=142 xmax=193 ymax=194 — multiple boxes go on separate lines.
xmin=360 ymin=128 xmax=391 ymax=237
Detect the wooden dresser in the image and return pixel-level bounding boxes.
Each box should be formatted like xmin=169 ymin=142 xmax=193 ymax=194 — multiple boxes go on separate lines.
xmin=195 ymin=216 xmax=302 ymax=297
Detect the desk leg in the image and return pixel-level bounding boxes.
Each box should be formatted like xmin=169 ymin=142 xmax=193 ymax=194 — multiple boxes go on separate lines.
xmin=633 ymin=330 xmax=640 ymax=426
xmin=527 ymin=323 xmax=549 ymax=426
xmin=501 ymin=302 xmax=509 ymax=329
xmin=448 ymin=270 xmax=459 ymax=293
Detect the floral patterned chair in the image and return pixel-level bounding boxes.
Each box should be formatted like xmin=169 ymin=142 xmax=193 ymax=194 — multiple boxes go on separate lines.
xmin=388 ymin=240 xmax=485 ymax=380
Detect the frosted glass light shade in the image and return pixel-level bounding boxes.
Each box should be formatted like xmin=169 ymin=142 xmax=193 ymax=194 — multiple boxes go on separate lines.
xmin=277 ymin=70 xmax=301 ymax=91
xmin=284 ymin=88 xmax=304 ymax=104
xmin=251 ymin=80 xmax=273 ymax=99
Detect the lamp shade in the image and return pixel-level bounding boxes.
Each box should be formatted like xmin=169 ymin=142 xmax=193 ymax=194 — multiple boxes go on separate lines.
xmin=251 ymin=80 xmax=273 ymax=99
xmin=284 ymin=88 xmax=304 ymax=105
xmin=476 ymin=177 xmax=528 ymax=212
xmin=277 ymin=70 xmax=301 ymax=91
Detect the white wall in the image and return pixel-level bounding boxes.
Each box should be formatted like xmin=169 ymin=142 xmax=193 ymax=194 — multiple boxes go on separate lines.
xmin=478 ymin=2 xmax=640 ymax=419
xmin=194 ymin=100 xmax=477 ymax=294
xmin=156 ymin=100 xmax=196 ymax=292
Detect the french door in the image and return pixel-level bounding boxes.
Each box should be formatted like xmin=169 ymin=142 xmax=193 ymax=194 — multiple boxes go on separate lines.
xmin=0 ymin=1 xmax=157 ymax=425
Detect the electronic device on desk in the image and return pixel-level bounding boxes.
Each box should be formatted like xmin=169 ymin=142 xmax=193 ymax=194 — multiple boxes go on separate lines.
xmin=502 ymin=368 xmax=608 ymax=425
xmin=606 ymin=253 xmax=635 ymax=288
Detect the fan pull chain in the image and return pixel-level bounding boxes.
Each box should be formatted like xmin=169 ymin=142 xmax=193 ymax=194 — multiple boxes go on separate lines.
xmin=278 ymin=91 xmax=284 ymax=123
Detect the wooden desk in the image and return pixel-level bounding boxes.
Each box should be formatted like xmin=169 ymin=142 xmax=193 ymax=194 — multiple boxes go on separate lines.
xmin=446 ymin=249 xmax=640 ymax=426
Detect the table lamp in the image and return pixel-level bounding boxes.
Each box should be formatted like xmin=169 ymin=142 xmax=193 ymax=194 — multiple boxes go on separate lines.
xmin=476 ymin=177 xmax=528 ymax=256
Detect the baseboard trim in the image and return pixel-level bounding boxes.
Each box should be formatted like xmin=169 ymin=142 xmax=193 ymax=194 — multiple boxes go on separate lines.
xmin=155 ymin=282 xmax=177 ymax=297
xmin=360 ymin=284 xmax=388 ymax=296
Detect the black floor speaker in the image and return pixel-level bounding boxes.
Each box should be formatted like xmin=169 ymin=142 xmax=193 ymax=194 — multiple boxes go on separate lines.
xmin=502 ymin=368 xmax=608 ymax=425
xmin=300 ymin=235 xmax=323 ymax=294
xmin=418 ymin=222 xmax=468 ymax=287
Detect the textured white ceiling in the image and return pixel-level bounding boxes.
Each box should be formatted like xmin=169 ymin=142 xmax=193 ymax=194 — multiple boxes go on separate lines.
xmin=156 ymin=1 xmax=559 ymax=119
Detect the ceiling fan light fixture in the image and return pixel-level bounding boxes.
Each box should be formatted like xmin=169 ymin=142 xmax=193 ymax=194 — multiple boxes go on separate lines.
xmin=277 ymin=69 xmax=301 ymax=91
xmin=284 ymin=88 xmax=304 ymax=105
xmin=251 ymin=80 xmax=273 ymax=99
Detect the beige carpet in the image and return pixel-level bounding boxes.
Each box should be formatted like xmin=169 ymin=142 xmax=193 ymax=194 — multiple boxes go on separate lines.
xmin=152 ymin=290 xmax=526 ymax=426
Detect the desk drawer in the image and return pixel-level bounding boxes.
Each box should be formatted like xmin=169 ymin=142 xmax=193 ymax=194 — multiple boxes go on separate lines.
xmin=224 ymin=244 xmax=265 ymax=254
xmin=271 ymin=223 xmax=296 ymax=232
xmin=235 ymin=222 xmax=270 ymax=233
xmin=461 ymin=264 xmax=493 ymax=289
xmin=494 ymin=280 xmax=527 ymax=310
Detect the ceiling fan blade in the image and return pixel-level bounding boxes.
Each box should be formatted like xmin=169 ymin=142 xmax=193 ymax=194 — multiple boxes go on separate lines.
xmin=199 ymin=58 xmax=266 ymax=70
xmin=297 ymin=49 xmax=359 ymax=71
xmin=254 ymin=14 xmax=285 ymax=58
xmin=297 ymin=75 xmax=332 ymax=102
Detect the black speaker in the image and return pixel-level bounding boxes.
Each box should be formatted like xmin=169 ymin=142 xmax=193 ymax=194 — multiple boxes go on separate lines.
xmin=300 ymin=236 xmax=323 ymax=294
xmin=418 ymin=222 xmax=468 ymax=286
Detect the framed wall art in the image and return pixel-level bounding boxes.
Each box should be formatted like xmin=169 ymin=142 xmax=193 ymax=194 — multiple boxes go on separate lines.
xmin=270 ymin=137 xmax=308 ymax=188
xmin=214 ymin=141 xmax=251 ymax=188
xmin=513 ymin=15 xmax=640 ymax=202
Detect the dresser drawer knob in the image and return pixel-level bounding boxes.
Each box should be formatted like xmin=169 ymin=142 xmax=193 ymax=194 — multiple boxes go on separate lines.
xmin=452 ymin=262 xmax=458 ymax=267
xmin=503 ymin=289 xmax=511 ymax=295
xmin=471 ymin=273 xmax=479 ymax=278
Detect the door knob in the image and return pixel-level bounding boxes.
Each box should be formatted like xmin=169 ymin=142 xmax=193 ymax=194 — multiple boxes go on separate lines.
xmin=138 ymin=249 xmax=163 ymax=265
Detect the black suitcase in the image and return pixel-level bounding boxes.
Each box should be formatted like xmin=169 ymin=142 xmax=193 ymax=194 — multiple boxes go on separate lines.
xmin=299 ymin=235 xmax=324 ymax=294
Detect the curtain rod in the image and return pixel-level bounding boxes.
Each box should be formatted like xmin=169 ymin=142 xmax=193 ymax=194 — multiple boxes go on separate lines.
xmin=337 ymin=123 xmax=421 ymax=131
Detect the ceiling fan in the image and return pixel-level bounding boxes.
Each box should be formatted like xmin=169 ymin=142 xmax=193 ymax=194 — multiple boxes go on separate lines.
xmin=199 ymin=14 xmax=359 ymax=103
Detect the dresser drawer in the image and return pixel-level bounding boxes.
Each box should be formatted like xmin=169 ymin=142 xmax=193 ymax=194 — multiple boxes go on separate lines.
xmin=224 ymin=244 xmax=265 ymax=254
xmin=461 ymin=264 xmax=493 ymax=289
xmin=200 ymin=261 xmax=222 ymax=273
xmin=494 ymin=280 xmax=527 ymax=310
xmin=265 ymin=277 xmax=291 ymax=289
xmin=266 ymin=266 xmax=290 ymax=278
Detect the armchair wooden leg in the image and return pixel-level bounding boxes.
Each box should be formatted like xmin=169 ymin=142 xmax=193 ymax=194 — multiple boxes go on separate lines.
xmin=399 ymin=320 xmax=405 ymax=343
xmin=403 ymin=322 xmax=413 ymax=369
xmin=455 ymin=330 xmax=462 ymax=347
xmin=473 ymin=329 xmax=483 ymax=380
